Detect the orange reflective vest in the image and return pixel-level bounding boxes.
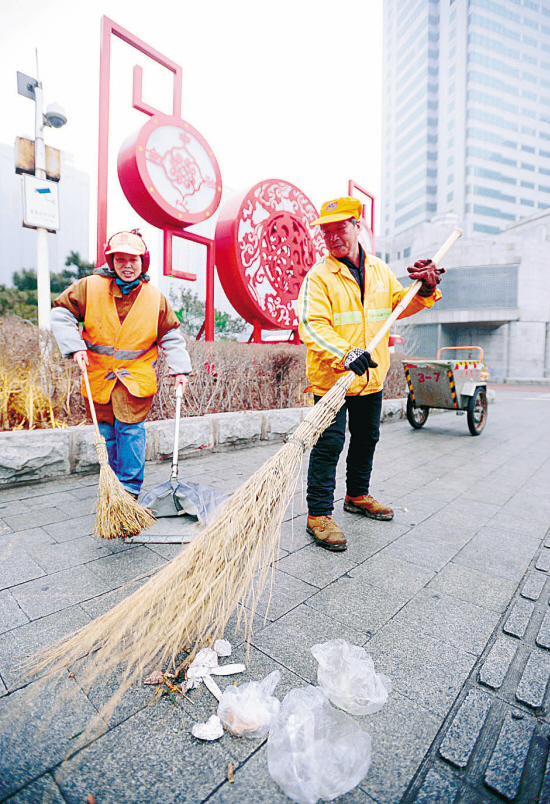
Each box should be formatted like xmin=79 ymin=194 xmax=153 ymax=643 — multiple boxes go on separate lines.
xmin=81 ymin=275 xmax=161 ymax=404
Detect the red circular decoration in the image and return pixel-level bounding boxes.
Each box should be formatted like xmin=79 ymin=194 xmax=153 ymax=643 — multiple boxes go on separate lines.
xmin=215 ymin=179 xmax=325 ymax=330
xmin=117 ymin=113 xmax=223 ymax=229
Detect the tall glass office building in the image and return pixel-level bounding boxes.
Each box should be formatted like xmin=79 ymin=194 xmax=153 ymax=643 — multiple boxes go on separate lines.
xmin=382 ymin=0 xmax=550 ymax=238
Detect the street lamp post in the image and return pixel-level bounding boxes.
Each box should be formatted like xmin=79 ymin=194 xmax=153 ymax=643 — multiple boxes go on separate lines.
xmin=17 ymin=62 xmax=67 ymax=330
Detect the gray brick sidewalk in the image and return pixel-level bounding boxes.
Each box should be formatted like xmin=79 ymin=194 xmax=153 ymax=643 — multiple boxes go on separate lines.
xmin=0 ymin=386 xmax=549 ymax=804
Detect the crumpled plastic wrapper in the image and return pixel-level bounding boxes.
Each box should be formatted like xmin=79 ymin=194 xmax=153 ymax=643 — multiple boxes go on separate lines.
xmin=311 ymin=639 xmax=391 ymax=715
xmin=217 ymin=669 xmax=281 ymax=738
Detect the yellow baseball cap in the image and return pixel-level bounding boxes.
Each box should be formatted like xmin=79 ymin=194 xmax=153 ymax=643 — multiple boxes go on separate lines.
xmin=310 ymin=197 xmax=363 ymax=227
xmin=105 ymin=231 xmax=146 ymax=256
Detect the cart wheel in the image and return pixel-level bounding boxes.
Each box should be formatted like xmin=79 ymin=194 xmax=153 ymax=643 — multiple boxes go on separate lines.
xmin=467 ymin=387 xmax=488 ymax=436
xmin=406 ymin=393 xmax=430 ymax=429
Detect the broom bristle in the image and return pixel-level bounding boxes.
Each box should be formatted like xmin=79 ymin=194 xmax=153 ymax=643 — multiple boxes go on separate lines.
xmin=95 ymin=463 xmax=155 ymax=539
xmin=92 ymin=432 xmax=156 ymax=539
xmin=25 ymin=373 xmax=354 ymax=729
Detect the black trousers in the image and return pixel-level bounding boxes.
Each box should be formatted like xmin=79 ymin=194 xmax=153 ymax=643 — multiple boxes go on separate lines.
xmin=306 ymin=391 xmax=383 ymax=517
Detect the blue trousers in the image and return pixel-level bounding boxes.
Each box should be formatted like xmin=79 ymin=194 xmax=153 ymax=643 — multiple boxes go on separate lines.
xmin=98 ymin=419 xmax=146 ymax=495
xmin=307 ymin=391 xmax=383 ymax=516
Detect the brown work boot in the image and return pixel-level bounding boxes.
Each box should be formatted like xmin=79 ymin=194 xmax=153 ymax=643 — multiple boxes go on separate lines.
xmin=306 ymin=515 xmax=347 ymax=552
xmin=344 ymin=494 xmax=394 ymax=521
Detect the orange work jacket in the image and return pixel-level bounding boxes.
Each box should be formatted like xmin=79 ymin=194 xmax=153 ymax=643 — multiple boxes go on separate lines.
xmin=81 ymin=275 xmax=161 ymax=404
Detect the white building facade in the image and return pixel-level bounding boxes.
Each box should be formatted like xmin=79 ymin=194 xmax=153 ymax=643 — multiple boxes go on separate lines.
xmin=382 ymin=0 xmax=550 ymax=239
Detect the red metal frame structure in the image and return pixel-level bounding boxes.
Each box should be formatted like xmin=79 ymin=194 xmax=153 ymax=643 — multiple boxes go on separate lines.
xmin=96 ymin=16 xmax=216 ymax=340
xmin=348 ymin=179 xmax=376 ymax=253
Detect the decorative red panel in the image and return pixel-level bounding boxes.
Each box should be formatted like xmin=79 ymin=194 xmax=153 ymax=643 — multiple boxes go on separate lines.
xmin=117 ymin=112 xmax=222 ymax=229
xmin=215 ymin=179 xmax=325 ymax=330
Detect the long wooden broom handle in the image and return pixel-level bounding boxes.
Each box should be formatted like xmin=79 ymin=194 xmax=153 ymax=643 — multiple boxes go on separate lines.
xmin=365 ymin=227 xmax=462 ymax=356
xmin=81 ymin=365 xmax=101 ymax=437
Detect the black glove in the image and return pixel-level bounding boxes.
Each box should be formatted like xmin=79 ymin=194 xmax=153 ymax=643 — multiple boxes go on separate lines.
xmin=344 ymin=348 xmax=378 ymax=377
xmin=407 ymin=259 xmax=445 ymax=297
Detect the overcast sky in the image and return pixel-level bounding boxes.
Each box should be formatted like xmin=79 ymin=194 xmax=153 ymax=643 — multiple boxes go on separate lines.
xmin=1 ymin=0 xmax=384 ymax=263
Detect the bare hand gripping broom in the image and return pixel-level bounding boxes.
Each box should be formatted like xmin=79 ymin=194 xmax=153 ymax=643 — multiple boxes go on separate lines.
xmin=82 ymin=367 xmax=155 ymax=539
xmin=28 ymin=230 xmax=461 ymax=716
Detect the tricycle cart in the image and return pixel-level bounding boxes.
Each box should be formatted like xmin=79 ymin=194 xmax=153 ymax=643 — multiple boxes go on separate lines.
xmin=402 ymin=346 xmax=489 ymax=436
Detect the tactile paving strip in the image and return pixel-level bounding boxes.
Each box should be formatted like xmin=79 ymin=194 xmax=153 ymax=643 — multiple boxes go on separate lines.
xmin=401 ymin=533 xmax=550 ymax=803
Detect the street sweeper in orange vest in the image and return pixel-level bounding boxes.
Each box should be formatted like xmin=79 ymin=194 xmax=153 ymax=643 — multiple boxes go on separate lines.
xmin=51 ymin=230 xmax=192 ymax=498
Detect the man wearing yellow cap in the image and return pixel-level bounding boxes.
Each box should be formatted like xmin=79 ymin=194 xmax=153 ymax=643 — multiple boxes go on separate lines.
xmin=51 ymin=230 xmax=192 ymax=498
xmin=298 ymin=197 xmax=443 ymax=551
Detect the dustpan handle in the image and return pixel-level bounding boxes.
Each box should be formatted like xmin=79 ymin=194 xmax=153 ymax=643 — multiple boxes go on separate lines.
xmin=171 ymin=384 xmax=183 ymax=480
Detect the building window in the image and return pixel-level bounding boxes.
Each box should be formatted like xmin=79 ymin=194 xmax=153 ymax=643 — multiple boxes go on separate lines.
xmin=403 ymin=247 xmax=411 ymax=258
xmin=521 ymin=199 xmax=535 ymax=206
xmin=521 ymin=162 xmax=536 ymax=170
xmin=385 ymin=253 xmax=390 ymax=263
xmin=447 ymin=191 xmax=454 ymax=201
xmin=522 ymin=145 xmax=536 ymax=153
xmin=447 ymin=173 xmax=454 ymax=184
xmin=521 ymin=180 xmax=536 ymax=187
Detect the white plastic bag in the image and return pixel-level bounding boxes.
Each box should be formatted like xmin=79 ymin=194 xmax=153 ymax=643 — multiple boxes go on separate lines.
xmin=267 ymin=686 xmax=371 ymax=804
xmin=311 ymin=639 xmax=391 ymax=715
xmin=217 ymin=669 xmax=281 ymax=738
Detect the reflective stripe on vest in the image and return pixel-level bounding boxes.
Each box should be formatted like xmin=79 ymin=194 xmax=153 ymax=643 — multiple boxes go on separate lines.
xmin=82 ymin=275 xmax=161 ymax=404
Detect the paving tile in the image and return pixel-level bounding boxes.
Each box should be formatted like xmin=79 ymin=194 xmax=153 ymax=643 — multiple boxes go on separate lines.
xmin=54 ymin=696 xmax=233 ymax=804
xmin=0 ymin=605 xmax=91 ymax=690
xmin=536 ymin=548 xmax=550 ymax=573
xmin=520 ymin=571 xmax=547 ymax=601
xmin=376 ymin=532 xmax=460 ymax=572
xmin=2 ymin=507 xmax=69 ymax=533
xmin=349 ymin=552 xmax=434 ymax=597
xmin=10 ymin=565 xmax=112 ymax=620
xmin=206 ymin=749 xmax=293 ymax=804
xmin=427 ymin=562 xmax=516 ymax=613
xmin=274 ymin=544 xmax=355 ymax=589
xmin=503 ymin=598 xmax=535 ymax=639
xmin=489 ymin=512 xmax=549 ymax=540
xmin=479 ymin=636 xmax=518 ymax=690
xmin=0 ymin=549 xmax=45 ymax=592
xmin=84 ymin=546 xmax=166 ymax=589
xmin=0 ymin=589 xmax=29 ymax=636
xmin=413 ymin=769 xmax=460 ymax=803
xmin=278 ymin=515 xmax=310 ymax=553
xmin=365 ymin=620 xmax=477 ymax=718
xmin=515 ymin=650 xmax=550 ymax=709
xmin=536 ymin=610 xmax=550 ymax=650
xmin=42 ymin=514 xmax=96 ymax=543
xmin=78 ymin=577 xmax=150 ymax=620
xmin=391 ymin=589 xmax=501 ymax=656
xmin=439 ymin=688 xmax=492 ymax=768
xmin=25 ymin=535 xmax=125 ymax=575
xmin=2 ymin=773 xmax=65 ymax=803
xmin=246 ymin=568 xmax=318 ymax=622
xmin=0 ymin=674 xmax=99 ymax=800
xmin=306 ymin=575 xmax=410 ymax=636
xmin=454 ymin=526 xmax=541 ymax=583
xmin=484 ymin=710 xmax=535 ymax=800
xmin=250 ymin=604 xmax=366 ymax=683
xmin=356 ymin=690 xmax=440 ymax=804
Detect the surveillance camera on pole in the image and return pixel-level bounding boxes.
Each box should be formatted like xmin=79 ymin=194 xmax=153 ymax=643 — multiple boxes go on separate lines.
xmin=17 ymin=63 xmax=67 ymax=330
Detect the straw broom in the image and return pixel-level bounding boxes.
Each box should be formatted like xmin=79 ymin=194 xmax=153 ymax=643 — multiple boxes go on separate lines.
xmin=82 ymin=367 xmax=155 ymax=539
xmin=27 ymin=230 xmax=461 ymax=713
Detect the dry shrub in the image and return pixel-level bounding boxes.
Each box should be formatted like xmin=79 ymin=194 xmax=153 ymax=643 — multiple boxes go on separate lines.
xmin=149 ymin=340 xmax=311 ymax=420
xmin=0 ymin=318 xmax=409 ymax=431
xmin=385 ymin=351 xmax=409 ymax=400
xmin=0 ymin=317 xmax=85 ymax=430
